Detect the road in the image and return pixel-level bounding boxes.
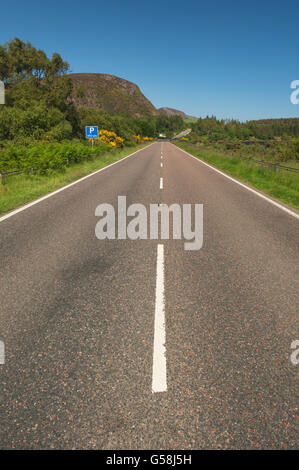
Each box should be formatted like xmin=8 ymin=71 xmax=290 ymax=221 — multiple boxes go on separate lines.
xmin=0 ymin=142 xmax=298 ymax=449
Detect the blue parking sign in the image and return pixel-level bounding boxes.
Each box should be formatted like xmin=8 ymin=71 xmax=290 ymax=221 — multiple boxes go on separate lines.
xmin=86 ymin=126 xmax=99 ymax=139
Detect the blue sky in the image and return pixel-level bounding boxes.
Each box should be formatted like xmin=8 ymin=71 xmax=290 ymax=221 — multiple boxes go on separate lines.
xmin=1 ymin=0 xmax=298 ymax=121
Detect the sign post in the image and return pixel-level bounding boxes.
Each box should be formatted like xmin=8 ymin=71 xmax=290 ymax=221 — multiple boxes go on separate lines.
xmin=85 ymin=126 xmax=99 ymax=147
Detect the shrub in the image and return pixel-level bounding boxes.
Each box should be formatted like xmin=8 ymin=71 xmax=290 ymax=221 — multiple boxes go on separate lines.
xmin=94 ymin=129 xmax=124 ymax=148
xmin=0 ymin=141 xmax=111 ymax=174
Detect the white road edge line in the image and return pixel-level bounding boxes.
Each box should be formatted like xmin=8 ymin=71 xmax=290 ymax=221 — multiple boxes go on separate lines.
xmin=173 ymin=144 xmax=299 ymax=220
xmin=160 ymin=177 xmax=163 ymax=189
xmin=0 ymin=144 xmax=155 ymax=223
xmin=152 ymin=244 xmax=167 ymax=393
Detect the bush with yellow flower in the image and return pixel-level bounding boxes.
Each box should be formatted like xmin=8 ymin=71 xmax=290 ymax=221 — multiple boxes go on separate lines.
xmin=94 ymin=129 xmax=124 ymax=148
xmin=133 ymin=135 xmax=153 ymax=143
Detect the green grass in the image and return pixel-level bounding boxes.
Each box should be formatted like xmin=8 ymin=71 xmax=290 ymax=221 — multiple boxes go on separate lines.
xmin=175 ymin=143 xmax=299 ymax=211
xmin=0 ymin=143 xmax=150 ymax=215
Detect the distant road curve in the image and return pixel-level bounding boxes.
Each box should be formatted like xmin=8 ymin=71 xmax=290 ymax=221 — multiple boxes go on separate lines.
xmin=171 ymin=128 xmax=192 ymax=140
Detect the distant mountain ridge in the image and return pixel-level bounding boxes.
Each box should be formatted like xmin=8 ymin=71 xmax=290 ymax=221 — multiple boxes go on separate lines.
xmin=159 ymin=107 xmax=197 ymax=121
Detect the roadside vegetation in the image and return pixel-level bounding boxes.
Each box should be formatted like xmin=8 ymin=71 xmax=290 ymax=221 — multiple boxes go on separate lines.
xmin=185 ymin=116 xmax=299 ymax=165
xmin=175 ymin=142 xmax=299 ymax=210
xmin=189 ymin=115 xmax=299 ymax=141
xmin=174 ymin=115 xmax=299 ymax=210
xmin=0 ymin=143 xmax=149 ymax=215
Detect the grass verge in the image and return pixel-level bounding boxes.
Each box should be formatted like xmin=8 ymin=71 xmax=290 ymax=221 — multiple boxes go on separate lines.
xmin=0 ymin=143 xmax=150 ymax=215
xmin=175 ymin=143 xmax=299 ymax=211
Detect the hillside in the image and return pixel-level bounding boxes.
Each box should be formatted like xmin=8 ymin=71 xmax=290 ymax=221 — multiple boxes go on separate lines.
xmin=69 ymin=73 xmax=159 ymax=118
xmin=159 ymin=107 xmax=197 ymax=121
xmin=248 ymin=118 xmax=299 ymax=125
xmin=246 ymin=118 xmax=299 ymax=138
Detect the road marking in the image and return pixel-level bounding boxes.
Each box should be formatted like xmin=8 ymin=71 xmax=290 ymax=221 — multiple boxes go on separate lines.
xmin=174 ymin=144 xmax=299 ymax=220
xmin=152 ymin=244 xmax=167 ymax=393
xmin=161 ymin=163 xmax=163 ymax=167
xmin=161 ymin=155 xmax=163 ymax=159
xmin=0 ymin=144 xmax=154 ymax=224
xmin=160 ymin=178 xmax=163 ymax=189
xmin=0 ymin=341 xmax=4 ymax=365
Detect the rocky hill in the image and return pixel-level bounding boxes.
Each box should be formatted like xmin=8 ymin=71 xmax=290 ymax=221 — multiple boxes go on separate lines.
xmin=69 ymin=73 xmax=159 ymax=118
xmin=159 ymin=107 xmax=197 ymax=121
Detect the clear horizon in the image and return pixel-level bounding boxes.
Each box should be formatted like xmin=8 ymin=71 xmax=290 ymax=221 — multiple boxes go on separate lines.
xmin=1 ymin=0 xmax=298 ymax=121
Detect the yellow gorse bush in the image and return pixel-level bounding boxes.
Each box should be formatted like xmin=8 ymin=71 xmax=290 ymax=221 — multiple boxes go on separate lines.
xmin=133 ymin=135 xmax=153 ymax=143
xmin=133 ymin=134 xmax=142 ymax=143
xmin=95 ymin=129 xmax=124 ymax=148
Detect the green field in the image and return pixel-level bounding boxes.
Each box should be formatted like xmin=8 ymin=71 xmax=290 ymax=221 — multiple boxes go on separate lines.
xmin=175 ymin=142 xmax=299 ymax=211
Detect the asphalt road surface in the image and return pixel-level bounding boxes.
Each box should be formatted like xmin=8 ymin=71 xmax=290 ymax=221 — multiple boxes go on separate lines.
xmin=0 ymin=142 xmax=298 ymax=449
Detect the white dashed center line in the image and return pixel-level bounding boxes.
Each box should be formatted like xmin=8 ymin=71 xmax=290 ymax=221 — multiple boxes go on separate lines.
xmin=0 ymin=341 xmax=4 ymax=365
xmin=160 ymin=178 xmax=163 ymax=189
xmin=152 ymin=244 xmax=167 ymax=393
